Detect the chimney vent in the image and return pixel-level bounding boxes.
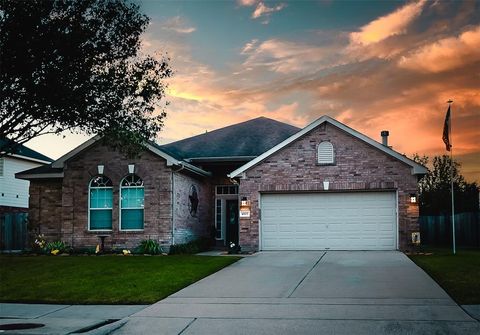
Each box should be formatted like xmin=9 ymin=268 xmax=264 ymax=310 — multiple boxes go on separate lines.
xmin=381 ymin=130 xmax=389 ymax=147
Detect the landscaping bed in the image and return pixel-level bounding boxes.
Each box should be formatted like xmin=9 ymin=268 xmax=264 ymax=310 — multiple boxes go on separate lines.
xmin=408 ymin=248 xmax=480 ymax=305
xmin=0 ymin=255 xmax=240 ymax=304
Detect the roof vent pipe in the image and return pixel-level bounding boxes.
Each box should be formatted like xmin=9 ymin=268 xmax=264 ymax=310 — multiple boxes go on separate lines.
xmin=381 ymin=130 xmax=389 ymax=147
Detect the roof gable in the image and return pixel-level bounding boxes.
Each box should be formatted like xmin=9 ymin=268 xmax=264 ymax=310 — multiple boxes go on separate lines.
xmin=228 ymin=115 xmax=428 ymax=177
xmin=48 ymin=136 xmax=210 ymax=177
xmin=160 ymin=117 xmax=300 ymax=160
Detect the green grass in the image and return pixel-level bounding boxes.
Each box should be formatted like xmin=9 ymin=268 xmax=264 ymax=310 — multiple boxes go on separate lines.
xmin=409 ymin=248 xmax=480 ymax=305
xmin=0 ymin=255 xmax=240 ymax=304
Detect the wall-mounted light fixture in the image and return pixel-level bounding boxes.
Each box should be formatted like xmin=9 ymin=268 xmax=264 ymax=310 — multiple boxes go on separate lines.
xmin=128 ymin=164 xmax=135 ymax=174
xmin=323 ymin=180 xmax=330 ymax=191
xmin=240 ymin=197 xmax=251 ymax=218
xmin=97 ymin=165 xmax=104 ymax=175
xmin=409 ymin=193 xmax=417 ymax=204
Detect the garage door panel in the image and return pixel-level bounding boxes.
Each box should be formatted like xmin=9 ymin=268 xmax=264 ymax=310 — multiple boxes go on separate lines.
xmin=261 ymin=192 xmax=396 ymax=251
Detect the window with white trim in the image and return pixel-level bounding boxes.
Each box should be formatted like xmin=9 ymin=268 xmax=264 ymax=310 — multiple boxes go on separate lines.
xmin=120 ymin=174 xmax=144 ymax=230
xmin=215 ymin=185 xmax=238 ymax=195
xmin=89 ymin=175 xmax=113 ymax=230
xmin=317 ymin=141 xmax=334 ymax=164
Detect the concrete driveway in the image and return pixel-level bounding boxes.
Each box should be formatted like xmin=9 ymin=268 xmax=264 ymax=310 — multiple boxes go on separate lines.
xmin=114 ymin=251 xmax=479 ymax=335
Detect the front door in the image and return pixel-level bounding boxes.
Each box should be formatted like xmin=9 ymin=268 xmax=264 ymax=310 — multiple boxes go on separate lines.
xmin=225 ymin=200 xmax=239 ymax=247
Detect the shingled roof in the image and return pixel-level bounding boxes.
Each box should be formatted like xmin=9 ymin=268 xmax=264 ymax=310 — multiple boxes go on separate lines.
xmin=1 ymin=138 xmax=53 ymax=163
xmin=160 ymin=117 xmax=300 ymax=160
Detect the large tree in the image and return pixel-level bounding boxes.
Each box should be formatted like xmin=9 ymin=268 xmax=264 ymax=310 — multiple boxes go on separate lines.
xmin=413 ymin=154 xmax=479 ymax=215
xmin=0 ymin=0 xmax=172 ymax=155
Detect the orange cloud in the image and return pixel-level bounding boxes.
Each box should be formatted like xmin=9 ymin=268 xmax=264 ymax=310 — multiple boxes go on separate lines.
xmin=25 ymin=3 xmax=480 ymax=183
xmin=398 ymin=25 xmax=480 ymax=73
xmin=350 ymin=0 xmax=427 ymax=46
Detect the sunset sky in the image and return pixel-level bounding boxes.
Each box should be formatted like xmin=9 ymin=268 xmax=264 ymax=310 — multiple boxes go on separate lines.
xmin=26 ymin=0 xmax=480 ymax=182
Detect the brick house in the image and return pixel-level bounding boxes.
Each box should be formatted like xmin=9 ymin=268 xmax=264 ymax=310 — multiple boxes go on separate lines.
xmin=16 ymin=115 xmax=427 ymax=251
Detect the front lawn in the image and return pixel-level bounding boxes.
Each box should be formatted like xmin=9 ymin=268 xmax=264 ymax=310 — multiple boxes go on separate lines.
xmin=409 ymin=248 xmax=480 ymax=305
xmin=0 ymin=255 xmax=240 ymax=304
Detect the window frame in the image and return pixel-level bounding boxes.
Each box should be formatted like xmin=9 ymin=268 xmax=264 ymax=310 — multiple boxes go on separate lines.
xmin=88 ymin=175 xmax=113 ymax=232
xmin=317 ymin=141 xmax=335 ymax=165
xmin=214 ymin=185 xmax=238 ymax=242
xmin=119 ymin=174 xmax=145 ymax=231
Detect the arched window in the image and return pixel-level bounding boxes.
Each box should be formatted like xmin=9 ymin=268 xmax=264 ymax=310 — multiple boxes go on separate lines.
xmin=120 ymin=174 xmax=144 ymax=230
xmin=317 ymin=141 xmax=334 ymax=164
xmin=89 ymin=175 xmax=113 ymax=230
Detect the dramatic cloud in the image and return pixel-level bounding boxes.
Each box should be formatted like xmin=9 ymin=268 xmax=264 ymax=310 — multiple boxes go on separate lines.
xmin=398 ymin=25 xmax=480 ymax=73
xmin=26 ymin=1 xmax=480 ymax=182
xmin=350 ymin=0 xmax=427 ymax=46
xmin=159 ymin=16 xmax=196 ymax=34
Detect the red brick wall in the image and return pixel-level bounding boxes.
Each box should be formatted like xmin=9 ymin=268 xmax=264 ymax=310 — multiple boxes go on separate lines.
xmin=173 ymin=171 xmax=212 ymax=244
xmin=60 ymin=142 xmax=174 ymax=249
xmin=27 ymin=142 xmax=211 ymax=250
xmin=238 ymin=122 xmax=419 ymax=251
xmin=27 ymin=179 xmax=63 ymax=242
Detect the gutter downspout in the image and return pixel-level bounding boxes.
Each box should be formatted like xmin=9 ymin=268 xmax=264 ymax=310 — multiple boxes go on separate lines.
xmin=171 ymin=164 xmax=185 ymax=245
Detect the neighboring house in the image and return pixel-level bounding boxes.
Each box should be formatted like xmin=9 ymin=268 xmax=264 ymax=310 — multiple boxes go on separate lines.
xmin=16 ymin=116 xmax=427 ymax=251
xmin=0 ymin=140 xmax=53 ymax=214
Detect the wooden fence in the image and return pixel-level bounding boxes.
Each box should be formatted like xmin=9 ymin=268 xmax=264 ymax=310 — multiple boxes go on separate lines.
xmin=419 ymin=212 xmax=480 ymax=247
xmin=0 ymin=212 xmax=28 ymax=251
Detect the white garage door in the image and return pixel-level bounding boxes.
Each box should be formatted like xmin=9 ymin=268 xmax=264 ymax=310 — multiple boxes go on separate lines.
xmin=261 ymin=192 xmax=397 ymax=250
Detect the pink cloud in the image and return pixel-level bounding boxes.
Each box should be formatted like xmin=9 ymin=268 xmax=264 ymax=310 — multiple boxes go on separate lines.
xmin=241 ymin=39 xmax=259 ymax=54
xmin=237 ymin=0 xmax=258 ymax=6
xmin=252 ymin=2 xmax=286 ymax=19
xmin=398 ymin=25 xmax=480 ymax=73
xmin=350 ymin=0 xmax=427 ymax=46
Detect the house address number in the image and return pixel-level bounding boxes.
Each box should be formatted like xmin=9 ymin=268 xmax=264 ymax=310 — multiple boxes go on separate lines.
xmin=239 ymin=210 xmax=250 ymax=218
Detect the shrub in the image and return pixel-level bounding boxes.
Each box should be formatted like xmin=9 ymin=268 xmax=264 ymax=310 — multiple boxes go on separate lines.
xmin=44 ymin=241 xmax=67 ymax=254
xmin=169 ymin=237 xmax=212 ymax=255
xmin=138 ymin=239 xmax=163 ymax=255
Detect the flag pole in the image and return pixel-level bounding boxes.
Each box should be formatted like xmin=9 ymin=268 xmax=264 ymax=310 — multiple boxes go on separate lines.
xmin=448 ymin=99 xmax=456 ymax=255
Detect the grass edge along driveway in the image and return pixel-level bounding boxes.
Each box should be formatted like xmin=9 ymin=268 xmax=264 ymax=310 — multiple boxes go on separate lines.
xmin=408 ymin=248 xmax=480 ymax=305
xmin=0 ymin=255 xmax=240 ymax=304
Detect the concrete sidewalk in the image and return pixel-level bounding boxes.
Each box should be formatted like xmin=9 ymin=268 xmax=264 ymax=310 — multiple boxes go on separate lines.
xmin=0 ymin=303 xmax=146 ymax=334
xmin=111 ymin=251 xmax=480 ymax=335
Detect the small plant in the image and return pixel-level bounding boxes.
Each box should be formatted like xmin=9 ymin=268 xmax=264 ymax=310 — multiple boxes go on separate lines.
xmin=122 ymin=249 xmax=132 ymax=256
xmin=33 ymin=233 xmax=46 ymax=250
xmin=138 ymin=239 xmax=162 ymax=255
xmin=228 ymin=242 xmax=241 ymax=254
xmin=44 ymin=241 xmax=66 ymax=254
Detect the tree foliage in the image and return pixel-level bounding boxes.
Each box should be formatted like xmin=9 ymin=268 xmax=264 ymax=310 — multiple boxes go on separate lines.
xmin=0 ymin=0 xmax=172 ymax=156
xmin=413 ymin=154 xmax=479 ymax=215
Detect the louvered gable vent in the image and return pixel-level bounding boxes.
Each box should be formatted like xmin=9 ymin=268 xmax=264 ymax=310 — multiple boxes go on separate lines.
xmin=317 ymin=141 xmax=334 ymax=164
